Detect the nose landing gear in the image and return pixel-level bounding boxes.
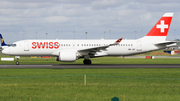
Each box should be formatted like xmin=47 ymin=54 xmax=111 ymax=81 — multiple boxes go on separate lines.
xmin=15 ymin=56 xmax=20 ymax=65
xmin=16 ymin=58 xmax=19 ymax=65
xmin=16 ymin=61 xmax=19 ymax=65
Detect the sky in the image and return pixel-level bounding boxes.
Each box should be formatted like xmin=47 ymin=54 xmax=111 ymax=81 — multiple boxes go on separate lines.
xmin=0 ymin=0 xmax=180 ymax=43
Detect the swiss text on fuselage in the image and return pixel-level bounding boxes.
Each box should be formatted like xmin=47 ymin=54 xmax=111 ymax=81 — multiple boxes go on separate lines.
xmin=32 ymin=42 xmax=59 ymax=49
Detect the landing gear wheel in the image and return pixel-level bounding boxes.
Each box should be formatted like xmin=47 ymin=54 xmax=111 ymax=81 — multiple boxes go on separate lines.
xmin=16 ymin=61 xmax=19 ymax=65
xmin=83 ymin=59 xmax=92 ymax=65
xmin=16 ymin=58 xmax=19 ymax=65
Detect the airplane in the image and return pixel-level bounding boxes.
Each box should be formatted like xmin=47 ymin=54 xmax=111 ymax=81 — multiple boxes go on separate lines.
xmin=1 ymin=12 xmax=176 ymax=65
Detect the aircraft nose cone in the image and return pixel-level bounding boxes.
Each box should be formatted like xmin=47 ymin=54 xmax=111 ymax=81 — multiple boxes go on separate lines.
xmin=2 ymin=49 xmax=10 ymax=55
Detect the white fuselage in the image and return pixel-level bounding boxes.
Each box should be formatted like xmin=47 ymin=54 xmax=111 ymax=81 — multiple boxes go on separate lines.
xmin=2 ymin=38 xmax=166 ymax=57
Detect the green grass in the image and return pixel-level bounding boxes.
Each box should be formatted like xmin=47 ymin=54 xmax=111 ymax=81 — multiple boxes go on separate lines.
xmin=0 ymin=52 xmax=180 ymax=100
xmin=0 ymin=68 xmax=180 ymax=101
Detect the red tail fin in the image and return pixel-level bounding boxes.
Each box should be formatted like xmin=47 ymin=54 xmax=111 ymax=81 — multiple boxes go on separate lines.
xmin=146 ymin=13 xmax=173 ymax=36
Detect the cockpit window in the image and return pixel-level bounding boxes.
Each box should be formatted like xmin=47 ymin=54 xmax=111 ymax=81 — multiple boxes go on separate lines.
xmin=8 ymin=44 xmax=16 ymax=47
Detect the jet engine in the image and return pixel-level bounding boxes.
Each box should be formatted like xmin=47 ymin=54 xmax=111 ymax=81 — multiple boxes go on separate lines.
xmin=56 ymin=50 xmax=78 ymax=62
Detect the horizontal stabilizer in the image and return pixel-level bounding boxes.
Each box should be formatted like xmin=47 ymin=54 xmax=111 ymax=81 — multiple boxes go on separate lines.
xmin=154 ymin=41 xmax=176 ymax=46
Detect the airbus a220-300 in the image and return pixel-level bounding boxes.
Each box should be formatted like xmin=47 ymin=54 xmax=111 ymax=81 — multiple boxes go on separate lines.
xmin=1 ymin=13 xmax=176 ymax=65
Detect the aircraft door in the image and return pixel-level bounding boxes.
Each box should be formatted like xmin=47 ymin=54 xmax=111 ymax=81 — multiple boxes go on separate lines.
xmin=137 ymin=41 xmax=142 ymax=51
xmin=24 ymin=41 xmax=29 ymax=51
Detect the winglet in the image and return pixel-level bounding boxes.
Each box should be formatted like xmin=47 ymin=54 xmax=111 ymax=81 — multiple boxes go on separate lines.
xmin=116 ymin=38 xmax=123 ymax=43
xmin=110 ymin=38 xmax=123 ymax=46
xmin=0 ymin=34 xmax=8 ymax=46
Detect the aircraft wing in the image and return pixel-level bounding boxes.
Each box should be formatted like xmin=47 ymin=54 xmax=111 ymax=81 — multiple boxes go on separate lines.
xmin=154 ymin=41 xmax=177 ymax=46
xmin=78 ymin=38 xmax=122 ymax=56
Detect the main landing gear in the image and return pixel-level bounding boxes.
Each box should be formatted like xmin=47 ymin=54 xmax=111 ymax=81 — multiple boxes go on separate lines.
xmin=83 ymin=59 xmax=92 ymax=65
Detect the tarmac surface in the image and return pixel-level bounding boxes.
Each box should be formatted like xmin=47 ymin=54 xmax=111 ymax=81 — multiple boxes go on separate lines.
xmin=0 ymin=64 xmax=180 ymax=68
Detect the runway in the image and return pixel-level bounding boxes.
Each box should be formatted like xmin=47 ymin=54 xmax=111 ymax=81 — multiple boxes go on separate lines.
xmin=0 ymin=64 xmax=180 ymax=68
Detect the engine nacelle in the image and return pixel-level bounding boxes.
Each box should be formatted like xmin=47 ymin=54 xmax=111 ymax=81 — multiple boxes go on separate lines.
xmin=56 ymin=50 xmax=78 ymax=62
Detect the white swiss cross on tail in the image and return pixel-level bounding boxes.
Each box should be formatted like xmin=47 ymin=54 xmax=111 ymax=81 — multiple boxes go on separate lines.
xmin=156 ymin=20 xmax=168 ymax=33
xmin=145 ymin=13 xmax=173 ymax=37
